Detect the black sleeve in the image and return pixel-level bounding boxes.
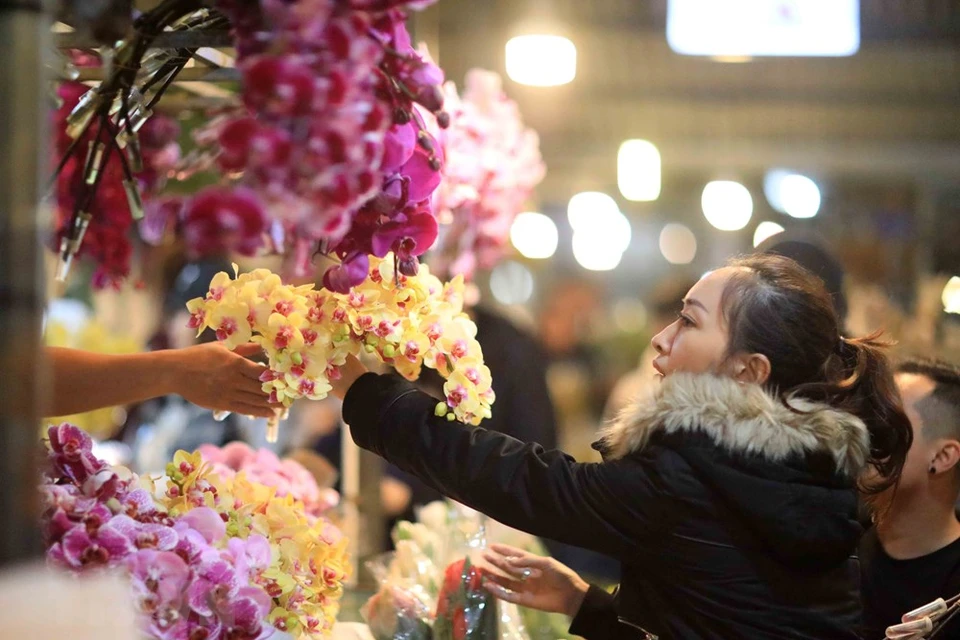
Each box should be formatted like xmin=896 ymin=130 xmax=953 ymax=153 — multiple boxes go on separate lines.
xmin=342 ymin=373 xmax=671 ymax=559
xmin=569 ymin=585 xmax=633 ymax=640
xmin=489 ymin=338 xmax=558 ymax=449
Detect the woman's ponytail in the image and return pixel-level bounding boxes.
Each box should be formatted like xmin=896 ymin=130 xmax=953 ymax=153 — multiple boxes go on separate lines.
xmin=722 ymin=255 xmax=912 ymax=493
xmin=831 ymin=332 xmax=912 ymax=494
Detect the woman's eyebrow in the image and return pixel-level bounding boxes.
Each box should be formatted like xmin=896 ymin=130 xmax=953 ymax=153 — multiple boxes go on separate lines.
xmin=682 ymin=297 xmax=708 ymax=314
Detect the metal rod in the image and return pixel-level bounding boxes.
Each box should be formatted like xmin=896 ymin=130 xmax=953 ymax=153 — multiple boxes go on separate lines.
xmin=0 ymin=0 xmax=48 ymax=565
xmin=54 ymin=28 xmax=233 ymax=49
xmin=78 ymin=64 xmax=239 ymax=82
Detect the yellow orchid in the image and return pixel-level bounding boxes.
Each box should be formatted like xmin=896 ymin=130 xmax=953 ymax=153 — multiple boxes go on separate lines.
xmin=185 ymin=296 xmax=210 ymax=335
xmin=208 ymin=302 xmax=253 ymax=349
xmin=193 ymin=253 xmax=495 ymax=431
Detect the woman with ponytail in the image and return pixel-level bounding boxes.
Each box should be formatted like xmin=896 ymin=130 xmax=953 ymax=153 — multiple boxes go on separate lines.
xmin=331 ymin=254 xmax=911 ymax=639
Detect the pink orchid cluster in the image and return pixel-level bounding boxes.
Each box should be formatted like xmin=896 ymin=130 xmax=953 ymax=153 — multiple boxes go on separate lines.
xmin=198 ymin=441 xmax=338 ymax=518
xmin=53 ymin=81 xmax=183 ymax=288
xmin=426 ymin=69 xmax=545 ymax=280
xmin=169 ymin=0 xmax=449 ymax=293
xmin=42 ymin=423 xmax=274 ymax=640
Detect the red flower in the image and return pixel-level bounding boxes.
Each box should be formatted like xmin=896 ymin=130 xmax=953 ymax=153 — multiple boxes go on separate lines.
xmin=181 ymin=186 xmax=268 ymax=258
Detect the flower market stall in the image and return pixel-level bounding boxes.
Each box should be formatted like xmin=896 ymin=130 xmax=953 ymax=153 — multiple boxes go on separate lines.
xmin=2 ymin=0 xmax=557 ymax=637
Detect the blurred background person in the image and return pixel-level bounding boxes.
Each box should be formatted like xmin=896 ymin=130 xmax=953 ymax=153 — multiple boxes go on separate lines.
xmin=860 ymin=358 xmax=960 ymax=639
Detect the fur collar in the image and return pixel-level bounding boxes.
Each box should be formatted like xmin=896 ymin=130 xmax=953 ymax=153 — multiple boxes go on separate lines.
xmin=599 ymin=373 xmax=870 ymax=477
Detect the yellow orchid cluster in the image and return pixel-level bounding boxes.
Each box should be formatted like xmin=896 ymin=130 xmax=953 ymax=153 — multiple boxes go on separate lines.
xmin=186 ymin=254 xmax=495 ymax=428
xmin=161 ymin=450 xmax=350 ymax=638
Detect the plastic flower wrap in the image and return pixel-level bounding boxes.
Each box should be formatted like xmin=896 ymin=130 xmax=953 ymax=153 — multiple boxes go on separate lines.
xmin=362 ymin=548 xmax=436 ymax=640
xmin=41 ymin=424 xmax=348 ymax=640
xmin=425 ymin=68 xmax=545 ymax=280
xmin=198 ymin=441 xmax=339 ymax=517
xmin=45 ymin=316 xmax=141 ymax=438
xmin=185 ymin=254 xmax=495 ymax=441
xmin=434 ymin=557 xmax=499 ymax=640
xmin=364 ymin=501 xmax=532 ymax=640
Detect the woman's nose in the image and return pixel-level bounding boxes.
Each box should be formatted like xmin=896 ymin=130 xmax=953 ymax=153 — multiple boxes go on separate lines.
xmin=651 ymin=323 xmax=675 ymax=355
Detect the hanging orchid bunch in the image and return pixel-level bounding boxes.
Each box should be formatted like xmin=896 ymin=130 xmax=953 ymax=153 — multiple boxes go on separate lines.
xmin=425 ymin=68 xmax=546 ymax=280
xmin=53 ymin=78 xmax=183 ymax=288
xmin=52 ymin=0 xmax=448 ymax=291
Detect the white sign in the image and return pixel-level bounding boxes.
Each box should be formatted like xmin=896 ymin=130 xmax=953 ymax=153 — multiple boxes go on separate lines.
xmin=667 ymin=0 xmax=860 ymax=57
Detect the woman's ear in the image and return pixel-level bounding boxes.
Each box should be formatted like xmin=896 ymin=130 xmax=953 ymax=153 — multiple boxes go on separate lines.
xmin=730 ymin=353 xmax=772 ymax=385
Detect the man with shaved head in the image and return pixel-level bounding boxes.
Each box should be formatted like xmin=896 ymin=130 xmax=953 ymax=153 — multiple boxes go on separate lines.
xmin=860 ymin=358 xmax=960 ymax=638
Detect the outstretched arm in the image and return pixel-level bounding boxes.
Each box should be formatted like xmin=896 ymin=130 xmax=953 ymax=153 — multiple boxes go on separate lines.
xmin=46 ymin=343 xmax=275 ymax=418
xmin=331 ymin=359 xmax=670 ymax=559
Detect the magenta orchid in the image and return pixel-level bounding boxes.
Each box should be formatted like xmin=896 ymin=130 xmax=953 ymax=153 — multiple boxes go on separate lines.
xmin=41 ymin=424 xmax=342 ymax=639
xmin=170 ymin=1 xmax=448 ymax=292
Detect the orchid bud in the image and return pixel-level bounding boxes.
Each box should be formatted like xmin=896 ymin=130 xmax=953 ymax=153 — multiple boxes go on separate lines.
xmin=416 ymin=131 xmax=434 ymax=153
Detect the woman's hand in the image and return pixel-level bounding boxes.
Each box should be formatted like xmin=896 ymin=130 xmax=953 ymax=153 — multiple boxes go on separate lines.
xmin=329 ymin=355 xmax=368 ymax=400
xmin=481 ymin=543 xmax=590 ymax=617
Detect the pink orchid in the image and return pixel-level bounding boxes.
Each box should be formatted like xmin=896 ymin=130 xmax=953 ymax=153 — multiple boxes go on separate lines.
xmin=49 ymin=519 xmax=135 ymax=570
xmin=47 ymin=423 xmax=103 ymax=484
xmin=111 ymin=515 xmax=179 ymax=551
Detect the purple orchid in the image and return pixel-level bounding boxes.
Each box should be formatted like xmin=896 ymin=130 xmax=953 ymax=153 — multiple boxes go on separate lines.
xmin=120 ymin=487 xmax=161 ymax=520
xmin=128 ymin=549 xmax=191 ymax=611
xmin=81 ymin=467 xmax=124 ymax=501
xmin=49 ymin=516 xmax=135 ymax=570
xmin=382 ymin=122 xmax=417 ymax=174
xmin=111 ymin=515 xmax=179 ymax=551
xmin=178 ymin=507 xmax=227 ymax=545
xmin=226 ymin=535 xmax=272 ymax=580
xmin=47 ymin=423 xmax=103 ymax=484
xmin=323 ymin=251 xmax=370 ymax=294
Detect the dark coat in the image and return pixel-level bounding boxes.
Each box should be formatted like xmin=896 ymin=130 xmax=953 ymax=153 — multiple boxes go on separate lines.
xmin=343 ymin=372 xmax=870 ymax=639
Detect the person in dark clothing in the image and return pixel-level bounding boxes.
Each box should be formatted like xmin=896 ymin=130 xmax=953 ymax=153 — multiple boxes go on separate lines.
xmin=312 ymin=304 xmax=558 ymax=547
xmin=471 ymin=306 xmax=558 ymax=449
xmin=859 ymin=358 xmax=960 ymax=639
xmin=329 ymin=254 xmax=913 ymax=639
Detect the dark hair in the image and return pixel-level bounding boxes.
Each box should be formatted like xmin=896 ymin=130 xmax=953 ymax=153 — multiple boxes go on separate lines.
xmin=721 ymin=254 xmax=912 ymax=493
xmin=756 ymin=235 xmax=848 ymax=323
xmin=896 ymin=358 xmax=960 ymax=441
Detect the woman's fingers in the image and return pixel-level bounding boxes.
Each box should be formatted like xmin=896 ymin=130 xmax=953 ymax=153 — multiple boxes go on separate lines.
xmin=482 ymin=576 xmax=531 ymax=606
xmin=489 ymin=543 xmax=551 ymax=570
xmin=482 ymin=550 xmax=528 ymax=580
